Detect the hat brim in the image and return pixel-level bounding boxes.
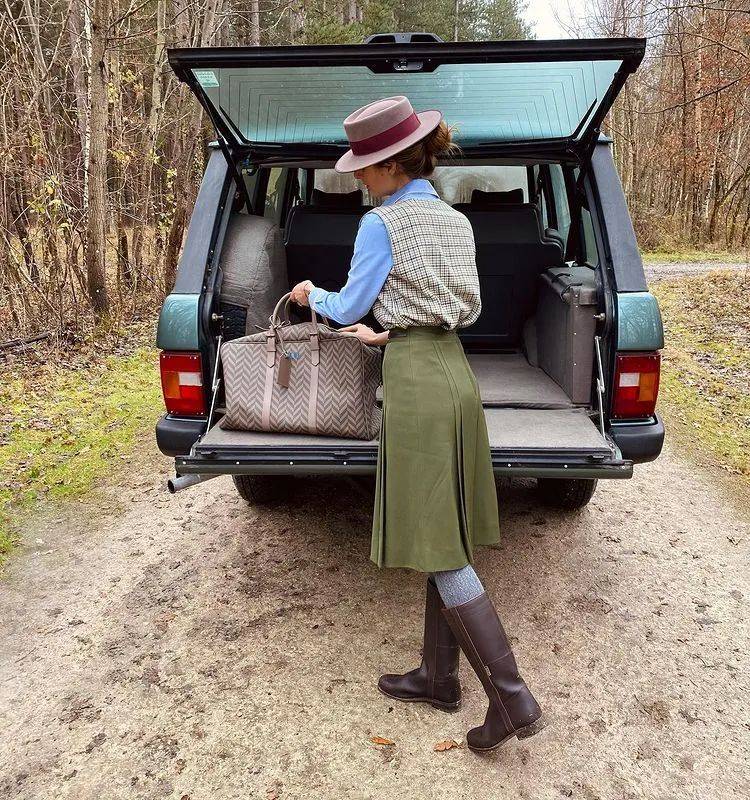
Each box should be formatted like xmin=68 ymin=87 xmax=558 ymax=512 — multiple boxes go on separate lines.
xmin=334 ymin=109 xmax=444 ymax=173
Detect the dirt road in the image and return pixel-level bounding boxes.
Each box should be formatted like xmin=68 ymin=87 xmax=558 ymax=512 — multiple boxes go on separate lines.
xmin=1 ymin=436 xmax=748 ymax=800
xmin=644 ymin=259 xmax=748 ymax=282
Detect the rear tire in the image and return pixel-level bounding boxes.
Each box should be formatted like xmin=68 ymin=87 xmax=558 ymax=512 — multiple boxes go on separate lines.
xmin=536 ymin=478 xmax=597 ymax=510
xmin=232 ymin=475 xmax=296 ymax=507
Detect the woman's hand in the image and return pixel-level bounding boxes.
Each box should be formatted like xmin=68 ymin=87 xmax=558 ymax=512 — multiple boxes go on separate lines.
xmin=290 ymin=279 xmax=315 ymax=306
xmin=339 ymin=323 xmax=389 ymax=346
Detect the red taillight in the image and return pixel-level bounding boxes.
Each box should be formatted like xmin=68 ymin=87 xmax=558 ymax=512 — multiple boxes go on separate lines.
xmin=159 ymin=351 xmax=207 ymax=416
xmin=612 ymin=352 xmax=661 ymax=419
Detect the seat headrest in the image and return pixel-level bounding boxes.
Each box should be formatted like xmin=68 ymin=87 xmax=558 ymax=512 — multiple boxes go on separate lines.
xmin=470 ymin=188 xmax=525 ymax=207
xmin=311 ymin=189 xmax=363 ymax=209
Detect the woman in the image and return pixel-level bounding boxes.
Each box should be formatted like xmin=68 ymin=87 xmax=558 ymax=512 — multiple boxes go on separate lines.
xmin=289 ymin=95 xmax=544 ymax=753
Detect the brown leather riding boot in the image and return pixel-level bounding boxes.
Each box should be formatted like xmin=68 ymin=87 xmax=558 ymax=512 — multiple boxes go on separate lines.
xmin=442 ymin=591 xmax=545 ymax=751
xmin=378 ymin=575 xmax=461 ymax=712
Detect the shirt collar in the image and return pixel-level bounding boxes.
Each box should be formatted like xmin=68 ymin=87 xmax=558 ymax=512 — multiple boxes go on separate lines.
xmin=383 ymin=177 xmax=438 ymax=205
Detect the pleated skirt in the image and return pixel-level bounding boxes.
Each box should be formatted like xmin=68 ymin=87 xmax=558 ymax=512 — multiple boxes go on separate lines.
xmin=370 ymin=325 xmax=501 ymax=572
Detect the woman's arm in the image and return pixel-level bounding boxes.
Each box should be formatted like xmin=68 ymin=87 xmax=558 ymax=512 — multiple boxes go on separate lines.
xmin=294 ymin=213 xmax=393 ymax=325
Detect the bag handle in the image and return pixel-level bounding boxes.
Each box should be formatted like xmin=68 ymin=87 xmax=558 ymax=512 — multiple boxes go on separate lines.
xmin=269 ymin=291 xmax=332 ymax=331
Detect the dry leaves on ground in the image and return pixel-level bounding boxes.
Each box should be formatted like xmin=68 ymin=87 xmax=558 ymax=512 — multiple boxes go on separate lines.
xmin=370 ymin=735 xmax=395 ymax=746
xmin=434 ymin=739 xmax=462 ymax=751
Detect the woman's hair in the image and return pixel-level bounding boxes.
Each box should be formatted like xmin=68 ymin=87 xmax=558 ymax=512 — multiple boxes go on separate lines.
xmin=379 ymin=120 xmax=461 ymax=178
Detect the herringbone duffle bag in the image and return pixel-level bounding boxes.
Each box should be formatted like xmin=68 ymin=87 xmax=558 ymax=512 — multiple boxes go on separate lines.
xmin=219 ymin=292 xmax=382 ymax=439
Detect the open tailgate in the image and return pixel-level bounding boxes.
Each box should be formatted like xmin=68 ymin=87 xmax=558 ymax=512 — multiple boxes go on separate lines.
xmin=167 ymin=37 xmax=646 ymax=161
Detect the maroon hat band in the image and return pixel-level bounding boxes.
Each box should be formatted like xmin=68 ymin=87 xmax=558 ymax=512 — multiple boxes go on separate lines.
xmin=349 ymin=112 xmax=421 ymax=156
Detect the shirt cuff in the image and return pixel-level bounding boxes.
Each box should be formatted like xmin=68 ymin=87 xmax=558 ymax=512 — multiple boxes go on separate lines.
xmin=307 ymin=286 xmax=328 ymax=311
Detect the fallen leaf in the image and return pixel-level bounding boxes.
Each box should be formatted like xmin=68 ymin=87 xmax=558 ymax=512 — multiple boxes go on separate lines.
xmin=434 ymin=739 xmax=461 ymax=751
xmin=370 ymin=735 xmax=395 ymax=746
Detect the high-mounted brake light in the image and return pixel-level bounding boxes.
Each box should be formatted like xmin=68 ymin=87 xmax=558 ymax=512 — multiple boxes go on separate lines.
xmin=160 ymin=352 xmax=207 ymax=416
xmin=612 ymin=352 xmax=661 ymax=419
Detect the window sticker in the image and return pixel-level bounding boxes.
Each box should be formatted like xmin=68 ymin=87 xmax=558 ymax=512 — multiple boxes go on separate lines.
xmin=193 ymin=69 xmax=219 ymax=88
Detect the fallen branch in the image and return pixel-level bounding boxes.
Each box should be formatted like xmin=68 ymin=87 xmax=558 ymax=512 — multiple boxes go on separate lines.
xmin=0 ymin=331 xmax=53 ymax=351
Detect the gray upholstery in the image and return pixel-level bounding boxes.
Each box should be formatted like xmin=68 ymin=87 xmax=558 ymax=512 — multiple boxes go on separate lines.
xmin=453 ymin=202 xmax=564 ymax=347
xmin=373 ymin=352 xmax=575 ymax=409
xmin=483 ymin=407 xmax=610 ymax=452
xmin=199 ymin=406 xmax=609 ymax=453
xmin=219 ymin=214 xmax=289 ymax=334
xmin=466 ymin=354 xmax=574 ymax=408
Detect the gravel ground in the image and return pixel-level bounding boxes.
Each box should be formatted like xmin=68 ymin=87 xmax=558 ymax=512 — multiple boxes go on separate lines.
xmin=644 ymin=260 xmax=749 ymax=282
xmin=0 ymin=433 xmax=748 ymax=800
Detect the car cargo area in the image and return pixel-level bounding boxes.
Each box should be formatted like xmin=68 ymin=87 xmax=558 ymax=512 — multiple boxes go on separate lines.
xmin=175 ymin=161 xmax=631 ymax=477
xmin=196 ymin=406 xmax=611 ymax=457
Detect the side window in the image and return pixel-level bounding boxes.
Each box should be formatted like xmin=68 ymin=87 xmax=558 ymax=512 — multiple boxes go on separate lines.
xmin=536 ymin=166 xmax=551 ymax=228
xmin=535 ymin=164 xmax=571 ymax=241
xmin=570 ymin=166 xmax=600 ymax=267
xmin=264 ymin=167 xmax=285 ymax=223
xmin=548 ymin=164 xmax=571 ymax=244
xmin=580 ymin=204 xmax=599 ymax=267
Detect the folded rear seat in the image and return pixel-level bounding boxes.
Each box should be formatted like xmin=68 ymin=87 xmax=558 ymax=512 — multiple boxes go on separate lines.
xmin=284 ymin=190 xmax=380 ymax=328
xmin=453 ymin=190 xmax=564 ymax=349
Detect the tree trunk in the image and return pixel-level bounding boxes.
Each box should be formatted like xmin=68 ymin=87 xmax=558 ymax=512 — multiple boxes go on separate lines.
xmin=86 ymin=0 xmax=110 ymax=318
xmin=250 ymin=0 xmax=260 ymax=46
xmin=132 ymin=0 xmax=166 ymax=277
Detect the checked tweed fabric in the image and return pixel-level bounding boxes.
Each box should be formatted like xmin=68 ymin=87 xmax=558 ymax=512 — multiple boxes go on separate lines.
xmin=369 ymin=198 xmax=482 ymax=330
xmin=220 ymin=322 xmax=382 ymax=439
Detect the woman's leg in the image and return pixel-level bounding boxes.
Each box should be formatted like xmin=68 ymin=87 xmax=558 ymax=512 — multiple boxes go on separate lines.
xmin=431 ymin=564 xmax=485 ymax=607
xmin=377 ymin=572 xmax=462 ymax=711
xmin=436 ymin=565 xmax=545 ymax=751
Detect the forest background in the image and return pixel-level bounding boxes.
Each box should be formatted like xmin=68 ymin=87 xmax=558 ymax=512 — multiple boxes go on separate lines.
xmin=2 ymin=0 xmax=749 ymax=337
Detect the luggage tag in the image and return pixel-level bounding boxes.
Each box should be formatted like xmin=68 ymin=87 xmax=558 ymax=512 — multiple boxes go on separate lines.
xmin=277 ymin=352 xmax=291 ymax=388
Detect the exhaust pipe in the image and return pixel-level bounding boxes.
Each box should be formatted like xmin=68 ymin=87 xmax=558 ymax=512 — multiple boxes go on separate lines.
xmin=167 ymin=473 xmax=220 ymax=494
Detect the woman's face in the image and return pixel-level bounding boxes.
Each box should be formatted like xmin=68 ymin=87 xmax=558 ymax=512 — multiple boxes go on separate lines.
xmin=353 ymin=162 xmax=409 ymax=199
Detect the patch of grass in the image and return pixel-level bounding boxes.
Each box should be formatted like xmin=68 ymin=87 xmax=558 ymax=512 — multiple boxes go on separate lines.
xmin=651 ymin=270 xmax=750 ymax=482
xmin=0 ymin=337 xmax=162 ymax=563
xmin=641 ymin=248 xmax=750 ymax=264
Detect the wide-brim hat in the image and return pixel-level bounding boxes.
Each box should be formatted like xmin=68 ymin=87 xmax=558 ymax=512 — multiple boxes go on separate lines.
xmin=335 ymin=95 xmax=443 ymax=173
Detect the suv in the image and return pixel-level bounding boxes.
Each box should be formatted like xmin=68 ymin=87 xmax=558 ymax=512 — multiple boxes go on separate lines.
xmin=156 ymin=34 xmax=664 ymax=509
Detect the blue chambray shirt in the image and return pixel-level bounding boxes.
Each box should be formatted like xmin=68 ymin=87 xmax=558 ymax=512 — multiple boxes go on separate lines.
xmin=307 ymin=178 xmax=439 ymax=325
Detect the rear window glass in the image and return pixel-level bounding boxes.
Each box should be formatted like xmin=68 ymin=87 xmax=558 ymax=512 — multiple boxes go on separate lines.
xmin=311 ymin=165 xmax=528 ymax=207
xmin=431 ymin=166 xmax=528 ymax=206
xmin=313 ymin=170 xmax=380 ymax=206
xmin=193 ymin=59 xmax=623 ymax=146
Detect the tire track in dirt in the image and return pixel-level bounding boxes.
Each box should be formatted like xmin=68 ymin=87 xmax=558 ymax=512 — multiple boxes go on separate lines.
xmin=0 ymin=439 xmax=748 ymax=799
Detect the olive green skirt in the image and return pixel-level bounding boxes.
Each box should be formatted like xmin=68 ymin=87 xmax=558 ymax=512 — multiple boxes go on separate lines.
xmin=370 ymin=325 xmax=501 ymax=572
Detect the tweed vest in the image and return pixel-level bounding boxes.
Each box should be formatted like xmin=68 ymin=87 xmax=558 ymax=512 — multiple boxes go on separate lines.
xmin=368 ymin=198 xmax=482 ymax=330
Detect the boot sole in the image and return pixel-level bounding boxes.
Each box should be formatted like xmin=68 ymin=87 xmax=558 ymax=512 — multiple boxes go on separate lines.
xmin=377 ymin=684 xmax=462 ymax=712
xmin=467 ymin=715 xmax=547 ymax=753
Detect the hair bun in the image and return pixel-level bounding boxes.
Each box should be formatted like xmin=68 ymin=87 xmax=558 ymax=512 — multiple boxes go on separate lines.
xmin=424 ymin=121 xmax=459 ymax=157
xmin=380 ymin=119 xmax=461 ymax=178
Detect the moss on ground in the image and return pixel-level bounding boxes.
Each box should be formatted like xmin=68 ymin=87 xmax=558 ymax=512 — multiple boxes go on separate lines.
xmin=1 ymin=343 xmax=162 ymax=563
xmin=641 ymin=248 xmax=749 ymax=264
xmin=651 ymin=270 xmax=750 ymax=482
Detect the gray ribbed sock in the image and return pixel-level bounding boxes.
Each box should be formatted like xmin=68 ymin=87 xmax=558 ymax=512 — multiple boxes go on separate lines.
xmin=431 ymin=564 xmax=485 ymax=607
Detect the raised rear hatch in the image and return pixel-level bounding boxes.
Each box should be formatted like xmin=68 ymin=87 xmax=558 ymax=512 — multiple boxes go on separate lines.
xmin=168 ymin=37 xmax=646 ymax=162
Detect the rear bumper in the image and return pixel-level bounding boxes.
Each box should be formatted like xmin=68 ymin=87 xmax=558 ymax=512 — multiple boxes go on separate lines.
xmin=174 ymin=441 xmax=633 ymax=480
xmin=160 ymin=410 xmax=640 ymax=479
xmin=156 ymin=413 xmax=206 ymax=457
xmin=609 ymin=412 xmax=665 ymax=464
